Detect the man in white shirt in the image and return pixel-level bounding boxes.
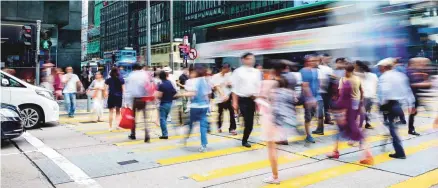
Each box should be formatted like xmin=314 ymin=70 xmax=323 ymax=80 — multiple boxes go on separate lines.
xmin=62 ymin=66 xmax=81 ymax=118
xmin=377 ymin=58 xmax=415 ymax=159
xmin=212 ymin=64 xmax=237 ymax=135
xmin=231 ymin=53 xmax=262 ymax=148
xmin=313 ymin=54 xmax=334 ymax=135
xmin=125 ymin=64 xmax=151 ymax=142
xmin=355 ymin=61 xmax=378 ymax=129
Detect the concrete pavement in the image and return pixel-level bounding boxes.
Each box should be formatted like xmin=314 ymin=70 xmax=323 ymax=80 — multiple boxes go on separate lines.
xmin=2 ymin=106 xmax=438 ymax=188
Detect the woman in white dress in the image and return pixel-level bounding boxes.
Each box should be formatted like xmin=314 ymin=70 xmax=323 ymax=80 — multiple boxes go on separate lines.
xmin=88 ymin=72 xmax=106 ymax=122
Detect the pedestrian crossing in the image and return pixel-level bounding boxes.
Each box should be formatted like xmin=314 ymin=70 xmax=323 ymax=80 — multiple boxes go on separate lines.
xmin=390 ymin=168 xmax=438 ymax=188
xmin=63 ymin=110 xmax=438 ymax=187
xmin=189 ymin=125 xmax=433 ymax=182
xmin=265 ymin=139 xmax=438 ymax=188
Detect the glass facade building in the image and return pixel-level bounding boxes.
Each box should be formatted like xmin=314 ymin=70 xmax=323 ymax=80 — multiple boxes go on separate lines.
xmin=100 ymin=1 xmax=298 ymax=58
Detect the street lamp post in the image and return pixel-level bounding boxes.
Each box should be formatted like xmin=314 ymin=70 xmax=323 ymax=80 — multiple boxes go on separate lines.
xmin=147 ymin=0 xmax=151 ymax=66
xmin=169 ymin=0 xmax=174 ymax=72
xmin=35 ymin=20 xmax=41 ymax=85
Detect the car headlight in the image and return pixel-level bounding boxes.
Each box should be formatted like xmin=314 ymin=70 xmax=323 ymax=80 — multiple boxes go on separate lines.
xmin=0 ymin=114 xmax=7 ymax=121
xmin=0 ymin=109 xmax=21 ymax=121
xmin=36 ymin=90 xmax=55 ymax=101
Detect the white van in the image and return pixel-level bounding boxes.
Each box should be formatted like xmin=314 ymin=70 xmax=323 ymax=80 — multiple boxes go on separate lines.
xmin=1 ymin=70 xmax=59 ymax=128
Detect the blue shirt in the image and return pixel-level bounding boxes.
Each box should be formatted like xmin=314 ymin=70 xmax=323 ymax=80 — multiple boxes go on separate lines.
xmin=158 ymin=80 xmax=176 ymax=104
xmin=186 ymin=77 xmax=211 ymax=108
xmin=394 ymin=64 xmax=407 ymax=74
xmin=300 ymin=68 xmax=320 ymax=99
xmin=105 ymin=77 xmax=125 ymax=96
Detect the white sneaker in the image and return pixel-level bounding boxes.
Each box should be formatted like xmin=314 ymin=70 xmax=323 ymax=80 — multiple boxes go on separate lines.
xmin=198 ymin=146 xmax=207 ymax=153
xmin=167 ymin=116 xmax=172 ymax=122
xmin=262 ymin=176 xmax=280 ymax=184
xmin=109 ymin=128 xmax=113 ymax=132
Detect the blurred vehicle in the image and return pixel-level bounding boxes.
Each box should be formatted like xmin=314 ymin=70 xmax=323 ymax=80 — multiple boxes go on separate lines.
xmin=1 ymin=70 xmax=59 ymax=129
xmin=103 ymin=47 xmax=137 ymax=78
xmin=1 ymin=103 xmax=24 ymax=140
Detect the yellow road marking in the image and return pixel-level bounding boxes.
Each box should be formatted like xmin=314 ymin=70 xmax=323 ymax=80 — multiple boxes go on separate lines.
xmin=190 ymin=125 xmax=431 ymax=182
xmin=85 ymin=127 xmax=145 ymax=135
xmin=389 ymin=169 xmax=438 ymax=188
xmin=105 ymin=124 xmax=262 ymax=139
xmin=132 ymin=137 xmax=230 ymax=152
xmin=265 ymin=139 xmax=438 ymax=188
xmin=157 ymin=144 xmax=265 ymax=165
xmin=114 ymin=133 xmax=201 ymax=146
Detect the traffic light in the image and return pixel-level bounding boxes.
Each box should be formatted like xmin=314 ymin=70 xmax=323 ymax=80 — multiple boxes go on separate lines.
xmin=41 ymin=40 xmax=52 ymax=50
xmin=21 ymin=25 xmax=33 ymax=48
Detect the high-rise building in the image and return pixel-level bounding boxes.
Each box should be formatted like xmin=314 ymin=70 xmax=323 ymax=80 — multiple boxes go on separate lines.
xmin=98 ymin=0 xmax=438 ymax=68
xmin=1 ymin=1 xmax=82 ymax=80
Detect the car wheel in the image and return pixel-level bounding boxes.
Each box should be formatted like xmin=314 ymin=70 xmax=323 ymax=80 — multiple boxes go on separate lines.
xmin=20 ymin=106 xmax=42 ymax=129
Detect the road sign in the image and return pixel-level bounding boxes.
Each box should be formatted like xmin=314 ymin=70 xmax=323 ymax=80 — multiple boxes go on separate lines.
xmin=188 ymin=48 xmax=197 ymax=60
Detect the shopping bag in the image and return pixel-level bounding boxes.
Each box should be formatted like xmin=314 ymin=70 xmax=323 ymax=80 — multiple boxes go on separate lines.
xmin=119 ymin=108 xmax=135 ymax=129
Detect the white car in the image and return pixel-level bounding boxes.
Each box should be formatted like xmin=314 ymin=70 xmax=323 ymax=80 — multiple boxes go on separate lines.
xmin=1 ymin=70 xmax=59 ymax=128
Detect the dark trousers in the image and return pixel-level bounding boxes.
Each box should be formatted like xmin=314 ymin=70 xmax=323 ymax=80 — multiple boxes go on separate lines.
xmin=130 ymin=98 xmax=150 ymax=140
xmin=364 ymin=98 xmax=373 ymax=124
xmin=383 ymin=110 xmax=406 ymax=123
xmin=408 ymin=95 xmax=419 ymax=133
xmin=217 ymin=97 xmax=237 ymax=132
xmin=239 ymin=97 xmax=256 ymax=144
xmin=321 ymin=93 xmax=332 ymax=122
xmin=381 ymin=100 xmax=406 ymax=156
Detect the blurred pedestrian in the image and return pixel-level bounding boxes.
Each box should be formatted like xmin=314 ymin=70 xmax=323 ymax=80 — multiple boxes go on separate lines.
xmin=355 ymin=61 xmax=378 ymax=129
xmin=81 ymin=66 xmax=91 ymax=89
xmin=407 ymin=57 xmax=432 ymax=136
xmin=62 ymin=66 xmax=81 ymax=118
xmin=88 ymin=71 xmax=106 ymax=122
xmin=105 ymin=67 xmax=125 ymax=131
xmin=179 ymin=66 xmax=212 ymax=152
xmin=155 ymin=71 xmax=177 ymax=139
xmin=377 ymin=58 xmax=415 ymax=159
xmin=206 ymin=68 xmax=214 ymax=117
xmin=152 ymin=70 xmax=162 ymax=125
xmin=313 ymin=54 xmax=334 ymax=135
xmin=299 ymin=54 xmax=321 ymax=143
xmin=231 ymin=52 xmax=262 ymax=148
xmin=212 ymin=63 xmax=237 ymax=135
xmin=260 ymin=61 xmax=298 ymax=184
xmin=54 ymin=68 xmax=64 ymax=100
xmin=40 ymin=75 xmax=54 ymax=92
xmin=125 ymin=64 xmax=151 ymax=142
xmin=257 ymin=69 xmax=280 ymax=184
xmin=328 ymin=63 xmax=374 ymax=164
xmin=272 ymin=60 xmax=300 ymax=145
xmin=177 ymin=67 xmax=190 ymax=113
xmin=163 ymin=66 xmax=177 ymax=123
xmin=390 ymin=58 xmax=408 ymax=125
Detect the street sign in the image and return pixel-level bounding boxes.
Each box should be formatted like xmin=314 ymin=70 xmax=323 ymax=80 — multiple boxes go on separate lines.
xmin=188 ymin=48 xmax=197 ymax=60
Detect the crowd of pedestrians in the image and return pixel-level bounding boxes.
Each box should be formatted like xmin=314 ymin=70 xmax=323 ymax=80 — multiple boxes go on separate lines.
xmin=43 ymin=51 xmax=437 ymax=185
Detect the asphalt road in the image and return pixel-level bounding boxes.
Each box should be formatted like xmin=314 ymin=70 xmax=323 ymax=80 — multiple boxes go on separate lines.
xmin=2 ymin=103 xmax=438 ymax=188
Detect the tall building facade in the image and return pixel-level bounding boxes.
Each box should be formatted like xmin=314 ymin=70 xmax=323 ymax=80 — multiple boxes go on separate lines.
xmin=99 ymin=1 xmax=298 ymax=67
xmin=97 ymin=0 xmax=437 ymax=68
xmin=86 ymin=0 xmax=105 ymax=60
xmin=1 ymin=1 xmax=82 ymax=80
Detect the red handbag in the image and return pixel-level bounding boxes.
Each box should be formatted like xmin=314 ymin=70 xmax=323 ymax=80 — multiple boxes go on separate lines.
xmin=119 ymin=108 xmax=135 ymax=129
